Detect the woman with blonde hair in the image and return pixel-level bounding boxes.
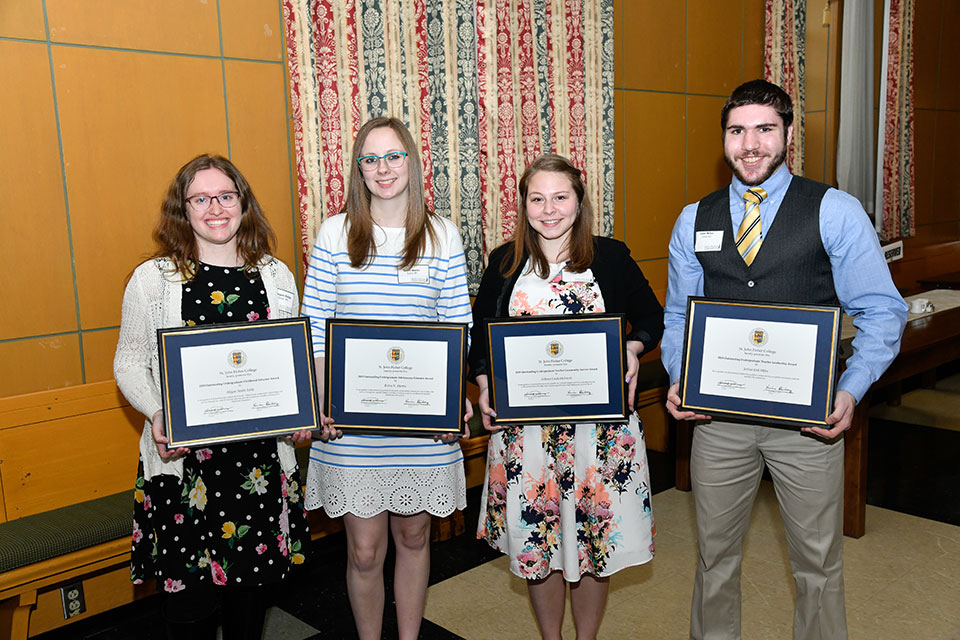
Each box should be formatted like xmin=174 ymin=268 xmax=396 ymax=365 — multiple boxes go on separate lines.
xmin=301 ymin=117 xmax=473 ymax=639
xmin=468 ymin=153 xmax=663 ymax=639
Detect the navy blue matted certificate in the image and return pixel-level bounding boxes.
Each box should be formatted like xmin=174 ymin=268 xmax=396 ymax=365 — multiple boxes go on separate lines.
xmin=324 ymin=319 xmax=468 ymax=436
xmin=679 ymin=297 xmax=842 ymax=427
xmin=158 ymin=317 xmax=320 ymax=447
xmin=486 ymin=314 xmax=628 ymax=425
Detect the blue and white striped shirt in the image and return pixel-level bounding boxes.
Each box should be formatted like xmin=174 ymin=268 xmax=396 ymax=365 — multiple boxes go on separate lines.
xmin=302 ymin=214 xmax=472 ymax=470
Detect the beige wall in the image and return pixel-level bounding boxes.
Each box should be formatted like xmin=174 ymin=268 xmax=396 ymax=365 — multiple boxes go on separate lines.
xmin=909 ymin=0 xmax=960 ymax=243
xmin=0 ymin=0 xmax=299 ymax=397
xmin=613 ymin=0 xmax=840 ymax=303
xmin=613 ymin=0 xmax=960 ymax=298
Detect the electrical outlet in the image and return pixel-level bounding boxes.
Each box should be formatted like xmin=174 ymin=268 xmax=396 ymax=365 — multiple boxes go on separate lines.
xmin=60 ymin=581 xmax=86 ymax=619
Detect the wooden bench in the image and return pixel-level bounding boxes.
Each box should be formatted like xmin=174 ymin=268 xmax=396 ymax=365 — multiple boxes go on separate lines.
xmin=0 ymin=381 xmax=150 ymax=639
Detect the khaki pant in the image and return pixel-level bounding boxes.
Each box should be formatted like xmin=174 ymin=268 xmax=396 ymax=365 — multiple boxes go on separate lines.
xmin=690 ymin=420 xmax=847 ymax=640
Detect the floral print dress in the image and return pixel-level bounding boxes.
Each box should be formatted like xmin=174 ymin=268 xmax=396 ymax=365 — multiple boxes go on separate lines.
xmin=131 ymin=263 xmax=308 ymax=593
xmin=477 ymin=262 xmax=655 ymax=580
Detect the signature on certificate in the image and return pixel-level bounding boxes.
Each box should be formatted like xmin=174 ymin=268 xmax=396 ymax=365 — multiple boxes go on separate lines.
xmin=763 ymin=385 xmax=794 ymax=396
xmin=716 ymin=379 xmax=746 ymax=390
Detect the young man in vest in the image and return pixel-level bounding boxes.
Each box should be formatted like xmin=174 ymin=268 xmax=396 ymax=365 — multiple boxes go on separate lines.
xmin=661 ymin=79 xmax=907 ymax=640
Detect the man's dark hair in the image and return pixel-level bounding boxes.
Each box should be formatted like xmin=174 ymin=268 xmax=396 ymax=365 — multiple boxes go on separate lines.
xmin=720 ymin=79 xmax=794 ymax=131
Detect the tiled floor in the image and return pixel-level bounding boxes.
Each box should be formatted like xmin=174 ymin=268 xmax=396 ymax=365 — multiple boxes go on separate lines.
xmin=33 ymin=423 xmax=960 ymax=639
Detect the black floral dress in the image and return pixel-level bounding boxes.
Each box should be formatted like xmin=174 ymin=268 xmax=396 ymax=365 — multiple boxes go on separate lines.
xmin=131 ymin=263 xmax=308 ymax=594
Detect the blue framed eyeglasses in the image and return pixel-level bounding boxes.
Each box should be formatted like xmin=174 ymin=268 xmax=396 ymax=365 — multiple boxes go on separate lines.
xmin=357 ymin=151 xmax=408 ymax=172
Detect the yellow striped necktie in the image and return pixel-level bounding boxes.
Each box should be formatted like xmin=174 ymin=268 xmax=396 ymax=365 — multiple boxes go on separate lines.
xmin=736 ymin=187 xmax=767 ymax=266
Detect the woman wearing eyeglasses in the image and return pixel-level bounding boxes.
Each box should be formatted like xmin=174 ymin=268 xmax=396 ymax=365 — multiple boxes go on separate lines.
xmin=301 ymin=117 xmax=473 ymax=640
xmin=114 ymin=155 xmax=310 ymax=640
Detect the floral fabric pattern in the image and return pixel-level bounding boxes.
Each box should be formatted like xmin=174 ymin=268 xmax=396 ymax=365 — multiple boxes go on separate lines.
xmin=283 ymin=0 xmax=616 ymax=293
xmin=478 ymin=262 xmax=655 ymax=580
xmin=130 ymin=263 xmax=308 ymax=590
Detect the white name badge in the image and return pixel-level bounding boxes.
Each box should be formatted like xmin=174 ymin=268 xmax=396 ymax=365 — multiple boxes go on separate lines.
xmin=695 ymin=230 xmax=724 ymax=252
xmin=277 ymin=288 xmax=296 ymax=311
xmin=398 ymin=265 xmax=431 ymax=284
xmin=559 ymin=268 xmax=593 ymax=283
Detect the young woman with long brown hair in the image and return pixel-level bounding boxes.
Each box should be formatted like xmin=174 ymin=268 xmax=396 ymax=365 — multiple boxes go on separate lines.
xmin=301 ymin=117 xmax=473 ymax=640
xmin=468 ymin=153 xmax=663 ymax=640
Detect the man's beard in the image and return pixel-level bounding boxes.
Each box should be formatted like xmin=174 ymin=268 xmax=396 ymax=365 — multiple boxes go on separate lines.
xmin=724 ymin=144 xmax=788 ymax=186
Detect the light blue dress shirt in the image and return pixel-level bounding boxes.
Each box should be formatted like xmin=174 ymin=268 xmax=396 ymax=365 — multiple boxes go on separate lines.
xmin=662 ymin=163 xmax=908 ymax=403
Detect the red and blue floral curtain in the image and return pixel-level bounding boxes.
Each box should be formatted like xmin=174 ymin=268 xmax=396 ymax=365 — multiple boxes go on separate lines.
xmin=764 ymin=0 xmax=806 ymax=176
xmin=283 ymin=0 xmax=615 ymax=290
xmin=876 ymin=0 xmax=915 ymax=239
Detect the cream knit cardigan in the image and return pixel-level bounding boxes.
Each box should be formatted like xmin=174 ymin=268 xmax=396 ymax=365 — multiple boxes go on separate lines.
xmin=114 ymin=257 xmax=300 ymax=481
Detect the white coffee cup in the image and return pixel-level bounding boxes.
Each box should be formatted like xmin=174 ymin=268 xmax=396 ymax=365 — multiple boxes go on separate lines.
xmin=910 ymin=298 xmax=934 ymax=314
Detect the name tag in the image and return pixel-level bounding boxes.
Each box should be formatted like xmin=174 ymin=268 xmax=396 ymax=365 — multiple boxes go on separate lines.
xmin=398 ymin=265 xmax=431 ymax=284
xmin=277 ymin=288 xmax=295 ymax=312
xmin=560 ymin=268 xmax=593 ymax=283
xmin=695 ymin=231 xmax=723 ymax=252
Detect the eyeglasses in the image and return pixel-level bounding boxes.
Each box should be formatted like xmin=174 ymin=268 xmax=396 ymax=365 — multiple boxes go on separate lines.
xmin=185 ymin=191 xmax=240 ymax=212
xmin=357 ymin=151 xmax=408 ymax=172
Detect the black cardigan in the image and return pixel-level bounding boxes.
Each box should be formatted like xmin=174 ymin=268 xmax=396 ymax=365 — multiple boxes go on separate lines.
xmin=467 ymin=236 xmax=664 ymax=381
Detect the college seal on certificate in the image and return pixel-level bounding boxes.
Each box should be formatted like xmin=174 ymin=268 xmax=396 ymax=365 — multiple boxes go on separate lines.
xmin=750 ymin=328 xmax=768 ymax=346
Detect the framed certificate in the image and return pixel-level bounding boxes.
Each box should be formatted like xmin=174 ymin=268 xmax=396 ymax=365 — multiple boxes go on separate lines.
xmin=486 ymin=314 xmax=628 ymax=425
xmin=679 ymin=297 xmax=842 ymax=427
xmin=158 ymin=318 xmax=321 ymax=447
xmin=324 ymin=319 xmax=468 ymax=436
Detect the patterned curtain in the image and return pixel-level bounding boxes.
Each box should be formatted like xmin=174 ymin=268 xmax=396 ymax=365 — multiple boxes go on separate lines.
xmin=763 ymin=0 xmax=805 ymax=176
xmin=283 ymin=0 xmax=615 ymax=291
xmin=875 ymin=0 xmax=915 ymax=239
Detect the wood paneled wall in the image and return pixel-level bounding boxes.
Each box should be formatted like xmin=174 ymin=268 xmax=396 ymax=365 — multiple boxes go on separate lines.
xmin=0 ymin=0 xmax=300 ymax=398
xmin=910 ymin=0 xmax=960 ymax=243
xmin=613 ymin=0 xmax=841 ymax=302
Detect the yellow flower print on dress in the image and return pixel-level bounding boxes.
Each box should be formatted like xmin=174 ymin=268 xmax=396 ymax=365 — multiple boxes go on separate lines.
xmin=188 ymin=477 xmax=208 ymax=510
xmin=134 ymin=476 xmax=145 ymax=503
xmin=288 ymin=479 xmax=300 ymax=503
xmin=180 ymin=469 xmax=208 ymax=515
xmin=221 ymin=520 xmax=251 ymax=548
xmin=210 ymin=290 xmax=239 ymax=313
xmin=242 ymin=465 xmax=270 ymax=495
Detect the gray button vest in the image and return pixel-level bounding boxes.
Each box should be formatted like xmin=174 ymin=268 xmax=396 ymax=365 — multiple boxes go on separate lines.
xmin=694 ymin=176 xmax=837 ymax=305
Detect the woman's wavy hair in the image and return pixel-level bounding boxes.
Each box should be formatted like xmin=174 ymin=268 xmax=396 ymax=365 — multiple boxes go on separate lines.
xmin=501 ymin=153 xmax=595 ymax=279
xmin=151 ymin=154 xmax=276 ymax=280
xmin=343 ymin=117 xmax=437 ymax=269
